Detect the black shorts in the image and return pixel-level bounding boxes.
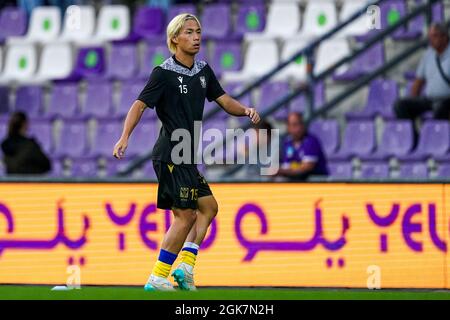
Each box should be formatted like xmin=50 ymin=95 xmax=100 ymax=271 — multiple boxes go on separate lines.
xmin=152 ymin=161 xmax=213 ymax=210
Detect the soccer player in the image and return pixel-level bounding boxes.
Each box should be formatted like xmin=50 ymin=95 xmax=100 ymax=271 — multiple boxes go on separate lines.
xmin=112 ymin=13 xmax=260 ymax=291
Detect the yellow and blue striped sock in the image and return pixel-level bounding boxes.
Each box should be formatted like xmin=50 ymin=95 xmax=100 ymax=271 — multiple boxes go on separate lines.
xmin=151 ymin=249 xmax=178 ymax=278
xmin=180 ymin=242 xmax=200 ymax=269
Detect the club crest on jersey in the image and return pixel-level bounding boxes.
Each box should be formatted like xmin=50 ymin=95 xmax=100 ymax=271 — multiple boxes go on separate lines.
xmin=200 ymin=76 xmax=206 ymax=88
xmin=177 ymin=76 xmax=183 ymax=84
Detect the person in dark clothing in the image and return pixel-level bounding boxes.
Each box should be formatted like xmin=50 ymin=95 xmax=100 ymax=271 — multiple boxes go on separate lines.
xmin=1 ymin=112 xmax=51 ymax=175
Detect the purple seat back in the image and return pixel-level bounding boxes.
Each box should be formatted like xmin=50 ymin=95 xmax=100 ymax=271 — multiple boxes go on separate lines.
xmin=133 ymin=6 xmax=165 ymax=39
xmin=416 ymin=121 xmax=450 ymax=157
xmin=139 ymin=41 xmax=171 ymax=79
xmin=93 ymin=120 xmax=122 ymax=157
xmin=15 ymin=86 xmax=43 ymax=117
xmin=342 ymin=121 xmax=376 ymax=156
xmin=258 ymin=81 xmax=290 ymax=119
xmin=0 ymin=7 xmax=27 ymax=41
xmin=290 ymin=82 xmax=325 ymax=113
xmin=438 ymin=163 xmax=450 ymax=178
xmin=106 ymin=43 xmax=138 ymax=80
xmin=117 ymin=81 xmax=147 ymax=118
xmin=83 ymin=81 xmax=113 ymax=118
xmin=0 ymin=86 xmax=10 ymax=115
xmin=361 ymin=162 xmax=390 ymax=178
xmin=167 ymin=4 xmax=197 ymax=21
xmin=29 ymin=119 xmax=53 ymax=154
xmin=225 ymin=82 xmax=252 ymax=108
xmin=309 ymin=119 xmax=339 ymax=156
xmin=74 ymin=47 xmax=106 ymax=79
xmin=235 ymin=4 xmax=266 ymax=37
xmin=126 ymin=122 xmax=158 ymax=156
xmin=201 ymin=4 xmax=232 ymax=39
xmin=366 ymin=79 xmax=398 ymax=117
xmin=329 ymin=162 xmax=352 ymax=179
xmin=48 ymin=82 xmax=79 ymax=118
xmin=380 ymin=0 xmax=408 ymax=37
xmin=353 ymin=42 xmax=385 ymax=74
xmin=0 ymin=118 xmax=7 ymax=138
xmin=379 ymin=120 xmax=413 ymax=157
xmin=56 ymin=120 xmax=88 ymax=157
xmin=210 ymin=41 xmax=242 ymax=76
xmin=71 ymin=159 xmax=98 ymax=177
xmin=399 ymin=162 xmax=428 ymax=178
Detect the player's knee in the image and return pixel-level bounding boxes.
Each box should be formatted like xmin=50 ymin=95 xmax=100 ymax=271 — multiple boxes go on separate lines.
xmin=183 ymin=209 xmax=197 ymax=226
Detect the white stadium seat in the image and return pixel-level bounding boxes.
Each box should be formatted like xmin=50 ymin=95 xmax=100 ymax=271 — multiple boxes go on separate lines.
xmin=337 ymin=0 xmax=371 ymax=37
xmin=8 ymin=6 xmax=61 ymax=44
xmin=35 ymin=43 xmax=73 ymax=81
xmin=245 ymin=3 xmax=301 ymax=40
xmin=0 ymin=43 xmax=37 ymax=83
xmin=60 ymin=5 xmax=96 ymax=43
xmin=94 ymin=5 xmax=130 ymax=42
xmin=298 ymin=0 xmax=338 ymax=38
xmin=223 ymin=39 xmax=279 ymax=82
xmin=314 ymin=39 xmax=350 ymax=76
xmin=274 ymin=39 xmax=309 ymax=82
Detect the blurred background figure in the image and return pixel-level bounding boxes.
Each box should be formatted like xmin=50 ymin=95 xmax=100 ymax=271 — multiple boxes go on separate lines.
xmin=277 ymin=112 xmax=328 ymax=181
xmin=394 ymin=22 xmax=450 ymax=143
xmin=1 ymin=112 xmax=51 ymax=175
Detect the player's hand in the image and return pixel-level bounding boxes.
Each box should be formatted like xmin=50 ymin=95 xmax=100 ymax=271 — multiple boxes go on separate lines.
xmin=113 ymin=138 xmax=128 ymax=159
xmin=245 ymin=107 xmax=260 ymax=124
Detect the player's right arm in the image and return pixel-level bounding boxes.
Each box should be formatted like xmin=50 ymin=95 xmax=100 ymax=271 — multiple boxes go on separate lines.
xmin=113 ymin=100 xmax=146 ymax=159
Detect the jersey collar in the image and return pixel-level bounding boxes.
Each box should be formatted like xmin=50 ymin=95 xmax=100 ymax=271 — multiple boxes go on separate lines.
xmin=172 ymin=55 xmax=194 ymax=71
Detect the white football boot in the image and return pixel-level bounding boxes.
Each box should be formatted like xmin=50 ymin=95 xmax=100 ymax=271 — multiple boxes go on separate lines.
xmin=172 ymin=263 xmax=197 ymax=291
xmin=144 ymin=274 xmax=176 ymax=291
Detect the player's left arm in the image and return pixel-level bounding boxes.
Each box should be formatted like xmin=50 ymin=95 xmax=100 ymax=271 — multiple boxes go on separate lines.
xmin=215 ymin=94 xmax=260 ymax=124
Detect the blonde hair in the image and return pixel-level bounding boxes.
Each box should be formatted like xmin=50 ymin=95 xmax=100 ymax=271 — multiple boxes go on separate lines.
xmin=166 ymin=13 xmax=202 ymax=54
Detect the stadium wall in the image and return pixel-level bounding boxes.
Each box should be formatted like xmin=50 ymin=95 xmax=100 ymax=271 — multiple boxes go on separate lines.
xmin=0 ymin=182 xmax=448 ymax=289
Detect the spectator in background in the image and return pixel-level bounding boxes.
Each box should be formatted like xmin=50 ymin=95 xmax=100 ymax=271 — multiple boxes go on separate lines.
xmin=277 ymin=112 xmax=328 ymax=181
xmin=1 ymin=112 xmax=51 ymax=175
xmin=394 ymin=23 xmax=450 ymax=142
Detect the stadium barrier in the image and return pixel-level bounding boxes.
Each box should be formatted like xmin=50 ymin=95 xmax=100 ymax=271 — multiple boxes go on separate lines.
xmin=0 ymin=182 xmax=449 ymax=288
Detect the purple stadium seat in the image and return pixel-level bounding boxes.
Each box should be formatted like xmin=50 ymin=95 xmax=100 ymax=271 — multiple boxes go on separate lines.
xmin=362 ymin=120 xmax=414 ymax=160
xmin=69 ymin=47 xmax=106 ymax=80
xmin=225 ymin=82 xmax=252 ymax=108
xmin=105 ymin=43 xmax=138 ymax=80
xmin=55 ymin=120 xmax=89 ymax=158
xmin=167 ymin=4 xmax=197 ymax=21
xmin=83 ymin=81 xmax=113 ymax=119
xmin=328 ymin=161 xmax=353 ymax=179
xmin=105 ymin=158 xmax=133 ymax=177
xmin=142 ymin=160 xmax=158 ymax=180
xmin=48 ymin=158 xmax=63 ymax=177
xmin=71 ymin=158 xmax=98 ymax=177
xmin=201 ymin=4 xmax=232 ymax=40
xmin=0 ymin=118 xmax=7 ymax=138
xmin=289 ymin=82 xmax=325 ymax=114
xmin=360 ymin=162 xmax=390 ymax=179
xmin=0 ymin=86 xmax=10 ymax=115
xmin=437 ymin=163 xmax=450 ymax=178
xmin=334 ymin=42 xmax=385 ymax=81
xmin=90 ymin=120 xmax=122 ymax=157
xmin=132 ymin=6 xmax=165 ymax=41
xmin=399 ymin=121 xmax=450 ymax=161
xmin=47 ymin=82 xmax=79 ymax=119
xmin=15 ymin=86 xmax=43 ymax=117
xmin=347 ymin=79 xmax=398 ymax=119
xmin=116 ymin=80 xmax=148 ymax=118
xmin=309 ymin=119 xmax=339 ymax=157
xmin=234 ymin=3 xmax=266 ymax=37
xmin=210 ymin=41 xmax=242 ymax=77
xmin=28 ymin=119 xmax=53 ymax=154
xmin=126 ymin=122 xmax=158 ymax=156
xmin=329 ymin=120 xmax=375 ymax=161
xmin=0 ymin=7 xmax=27 ymax=43
xmin=399 ymin=162 xmax=428 ymax=178
xmin=139 ymin=41 xmax=171 ymax=79
xmin=258 ymin=81 xmax=290 ymax=119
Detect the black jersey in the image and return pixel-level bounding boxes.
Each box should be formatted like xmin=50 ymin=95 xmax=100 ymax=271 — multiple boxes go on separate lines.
xmin=137 ymin=55 xmax=225 ymax=165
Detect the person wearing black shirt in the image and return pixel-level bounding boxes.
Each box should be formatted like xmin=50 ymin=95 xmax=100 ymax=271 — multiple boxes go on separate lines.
xmin=113 ymin=13 xmax=260 ymax=291
xmin=1 ymin=112 xmax=51 ymax=175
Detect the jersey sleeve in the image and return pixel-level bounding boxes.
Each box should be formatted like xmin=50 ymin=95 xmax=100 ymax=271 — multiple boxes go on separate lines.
xmin=301 ymin=137 xmax=320 ymax=163
xmin=205 ymin=64 xmax=225 ymax=102
xmin=137 ymin=67 xmax=165 ymax=109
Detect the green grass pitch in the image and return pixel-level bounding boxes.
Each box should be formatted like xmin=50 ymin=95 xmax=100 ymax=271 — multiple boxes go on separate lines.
xmin=0 ymin=285 xmax=449 ymax=300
